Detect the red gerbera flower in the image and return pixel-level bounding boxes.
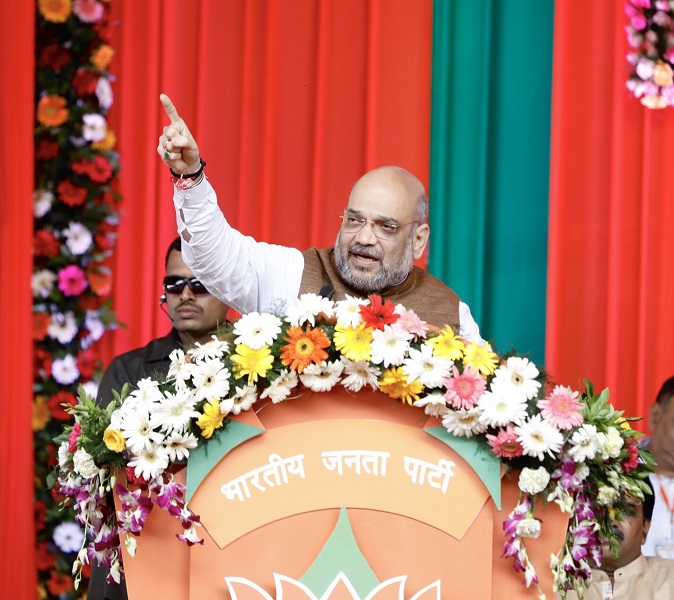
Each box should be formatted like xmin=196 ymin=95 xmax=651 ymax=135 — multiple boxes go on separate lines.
xmin=359 ymin=294 xmax=399 ymax=331
xmin=57 ymin=179 xmax=87 ymax=207
xmin=77 ymin=347 xmax=100 ymax=379
xmin=48 ymin=391 xmax=77 ymax=421
xmin=34 ymin=229 xmax=60 ymax=257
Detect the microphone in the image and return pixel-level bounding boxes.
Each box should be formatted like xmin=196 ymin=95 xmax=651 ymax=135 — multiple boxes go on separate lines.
xmin=159 ymin=294 xmax=167 ymax=305
xmin=319 ymin=285 xmax=334 ymax=300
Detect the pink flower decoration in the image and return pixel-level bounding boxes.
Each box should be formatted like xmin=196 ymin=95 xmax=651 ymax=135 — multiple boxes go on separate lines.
xmin=442 ymin=365 xmax=486 ymax=409
xmin=536 ymin=385 xmax=584 ymax=430
xmin=486 ymin=424 xmax=524 ymax=459
xmin=68 ymin=422 xmax=81 ymax=453
xmin=73 ymin=0 xmax=104 ymax=23
xmin=392 ymin=305 xmax=429 ymax=340
xmin=58 ymin=264 xmax=88 ymax=296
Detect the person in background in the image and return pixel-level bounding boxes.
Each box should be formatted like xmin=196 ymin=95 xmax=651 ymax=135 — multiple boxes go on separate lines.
xmin=559 ymin=478 xmax=674 ymax=599
xmin=88 ymin=236 xmax=235 ymax=600
xmin=641 ymin=376 xmax=674 ymax=559
xmin=156 ymin=94 xmax=484 ymax=343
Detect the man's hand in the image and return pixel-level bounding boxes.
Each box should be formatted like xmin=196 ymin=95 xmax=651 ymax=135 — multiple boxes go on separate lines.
xmin=158 ymin=94 xmax=202 ymax=175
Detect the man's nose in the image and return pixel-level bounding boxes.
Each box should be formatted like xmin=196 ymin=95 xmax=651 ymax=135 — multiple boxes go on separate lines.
xmin=353 ymin=220 xmax=378 ymax=245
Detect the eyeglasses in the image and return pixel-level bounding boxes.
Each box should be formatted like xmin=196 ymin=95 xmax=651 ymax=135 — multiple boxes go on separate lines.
xmin=162 ymin=276 xmax=209 ymax=295
xmin=339 ymin=210 xmax=420 ymax=241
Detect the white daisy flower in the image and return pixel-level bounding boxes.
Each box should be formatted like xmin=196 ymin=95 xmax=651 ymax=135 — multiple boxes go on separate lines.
xmin=81 ymin=379 xmax=98 ymax=399
xmin=53 ymin=521 xmax=85 ymax=553
xmin=187 ymin=338 xmax=229 ymax=362
xmin=568 ymin=424 xmax=599 ymax=463
xmin=230 ymin=384 xmax=258 ymax=414
xmin=191 ymin=358 xmax=231 ymax=401
xmin=32 ymin=269 xmax=57 ymax=298
xmin=414 ymin=392 xmax=449 ymax=418
xmin=442 ymin=407 xmax=486 ymax=438
xmin=299 ymin=360 xmax=344 ymax=392
xmin=477 ymin=387 xmax=528 ymax=428
xmin=73 ymin=448 xmax=99 ymax=479
xmin=167 ymin=348 xmax=195 ymax=391
xmin=52 ymin=355 xmax=80 ymax=385
xmin=33 ymin=189 xmax=54 ymax=218
xmin=514 ymin=414 xmax=564 ymax=461
xmin=340 ymin=357 xmax=380 ymax=392
xmin=163 ymin=430 xmax=199 ymax=462
xmin=334 ymin=294 xmax=369 ymax=327
xmin=62 ymin=222 xmax=93 ymax=255
xmin=402 ymin=343 xmax=452 ymax=388
xmin=285 ymin=293 xmax=335 ymax=327
xmin=154 ymin=388 xmax=199 ymax=434
xmin=109 ymin=408 xmax=124 ymax=430
xmin=127 ymin=444 xmax=171 ymax=481
xmin=260 ymin=369 xmax=299 ymax=403
xmin=85 ymin=310 xmax=105 ymax=342
xmin=121 ymin=405 xmax=164 ymax=455
xmin=128 ymin=377 xmax=164 ymax=409
xmin=233 ymin=311 xmax=282 ymax=350
xmin=47 ymin=311 xmax=79 ymax=344
xmin=96 ymin=77 xmax=113 ymax=109
xmin=518 ymin=466 xmax=551 ymax=495
xmin=490 ymin=357 xmax=541 ymax=402
xmin=596 ymin=427 xmax=624 ymax=460
xmin=370 ymin=326 xmax=412 ymax=367
xmin=82 ymin=113 xmax=107 ymax=142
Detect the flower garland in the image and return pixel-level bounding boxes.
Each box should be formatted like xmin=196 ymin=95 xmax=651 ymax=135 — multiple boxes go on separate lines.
xmin=625 ymin=0 xmax=674 ymax=108
xmin=52 ymin=294 xmax=655 ymax=599
xmin=34 ymin=0 xmax=121 ymax=598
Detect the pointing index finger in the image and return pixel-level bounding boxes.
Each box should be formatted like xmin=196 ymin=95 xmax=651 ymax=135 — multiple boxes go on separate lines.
xmin=160 ymin=93 xmax=182 ymax=124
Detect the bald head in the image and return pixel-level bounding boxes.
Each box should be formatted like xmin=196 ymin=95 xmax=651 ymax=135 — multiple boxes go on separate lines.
xmin=348 ymin=166 xmax=429 ymax=224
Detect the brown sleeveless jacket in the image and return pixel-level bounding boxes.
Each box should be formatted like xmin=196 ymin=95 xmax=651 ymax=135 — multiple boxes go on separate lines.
xmin=299 ymin=247 xmax=461 ymax=332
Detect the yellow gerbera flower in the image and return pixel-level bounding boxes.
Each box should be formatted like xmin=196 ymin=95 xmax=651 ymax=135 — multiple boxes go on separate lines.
xmin=378 ymin=367 xmax=424 ymax=405
xmin=231 ymin=344 xmax=274 ymax=384
xmin=463 ymin=342 xmax=498 ymax=376
xmin=91 ymin=44 xmax=114 ymax=70
xmin=196 ymin=398 xmax=225 ymax=439
xmin=333 ymin=323 xmax=373 ymax=362
xmin=426 ymin=326 xmax=464 ymax=360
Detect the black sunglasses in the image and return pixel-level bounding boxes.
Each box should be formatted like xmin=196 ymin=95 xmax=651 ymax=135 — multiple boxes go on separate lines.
xmin=162 ymin=276 xmax=209 ymax=295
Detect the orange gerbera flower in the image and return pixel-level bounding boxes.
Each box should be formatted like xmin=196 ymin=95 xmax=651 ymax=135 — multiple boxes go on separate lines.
xmin=36 ymin=95 xmax=69 ymax=127
xmin=38 ymin=0 xmax=72 ymax=23
xmin=33 ymin=312 xmax=51 ymax=341
xmin=91 ymin=44 xmax=114 ymax=70
xmin=280 ymin=326 xmax=331 ymax=373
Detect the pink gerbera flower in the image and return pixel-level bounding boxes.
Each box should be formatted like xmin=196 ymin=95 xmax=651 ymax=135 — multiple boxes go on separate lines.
xmin=486 ymin=424 xmax=523 ymax=459
xmin=73 ymin=0 xmax=104 ymax=23
xmin=58 ymin=264 xmax=88 ymax=296
xmin=392 ymin=305 xmax=429 ymax=341
xmin=443 ymin=365 xmax=486 ymax=409
xmin=537 ymin=385 xmax=584 ymax=430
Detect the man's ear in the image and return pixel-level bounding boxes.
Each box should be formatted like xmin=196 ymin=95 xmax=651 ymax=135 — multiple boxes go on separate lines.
xmin=412 ymin=224 xmax=430 ymax=260
xmin=649 ymin=403 xmax=663 ymax=431
xmin=642 ymin=519 xmax=651 ymax=545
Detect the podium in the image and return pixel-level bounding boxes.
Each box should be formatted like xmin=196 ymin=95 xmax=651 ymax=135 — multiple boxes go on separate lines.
xmin=116 ymin=388 xmax=568 ymax=599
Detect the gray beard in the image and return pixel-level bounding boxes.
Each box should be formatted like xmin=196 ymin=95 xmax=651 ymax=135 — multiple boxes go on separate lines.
xmin=333 ymin=231 xmax=414 ymax=295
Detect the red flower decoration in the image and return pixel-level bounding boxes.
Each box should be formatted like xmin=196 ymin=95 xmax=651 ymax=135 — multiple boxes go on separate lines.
xmin=77 ymin=347 xmax=100 ymax=379
xmin=622 ymin=438 xmax=640 ymax=473
xmin=86 ymin=263 xmax=112 ymax=296
xmin=35 ymin=137 xmax=59 ymax=160
xmin=46 ymin=571 xmax=74 ymax=596
xmin=68 ymin=422 xmax=81 ymax=453
xmin=35 ymin=541 xmax=56 ymax=571
xmin=38 ymin=43 xmax=71 ymax=71
xmin=33 ymin=229 xmax=60 ymax=257
xmin=359 ymin=294 xmax=399 ymax=331
xmin=72 ymin=67 xmax=99 ymax=96
xmin=34 ymin=348 xmax=52 ymax=378
xmin=57 ymin=179 xmax=88 ymax=207
xmin=33 ymin=312 xmax=51 ymax=340
xmin=48 ymin=391 xmax=77 ymax=422
xmin=72 ymin=155 xmax=113 ymax=183
xmin=34 ymin=500 xmax=47 ymax=532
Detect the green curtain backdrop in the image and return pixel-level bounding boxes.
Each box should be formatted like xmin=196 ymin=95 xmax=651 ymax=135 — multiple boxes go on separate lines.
xmin=429 ymin=0 xmax=553 ymax=365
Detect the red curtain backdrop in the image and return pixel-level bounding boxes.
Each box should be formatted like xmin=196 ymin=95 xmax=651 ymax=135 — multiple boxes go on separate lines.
xmin=547 ymin=0 xmax=674 ymax=431
xmin=103 ymin=0 xmax=433 ymax=364
xmin=1 ymin=1 xmax=36 ymax=598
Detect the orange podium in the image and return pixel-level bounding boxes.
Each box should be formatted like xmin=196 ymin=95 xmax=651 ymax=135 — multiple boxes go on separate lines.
xmin=116 ymin=388 xmax=568 ymax=599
